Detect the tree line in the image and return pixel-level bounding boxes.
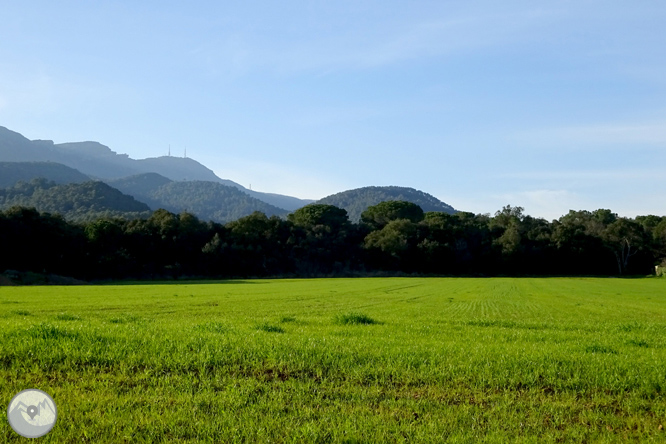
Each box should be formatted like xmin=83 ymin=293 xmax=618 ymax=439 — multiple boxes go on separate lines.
xmin=1 ymin=202 xmax=665 ymax=281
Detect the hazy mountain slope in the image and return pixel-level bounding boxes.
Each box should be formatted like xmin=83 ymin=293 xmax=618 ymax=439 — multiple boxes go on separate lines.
xmin=0 ymin=162 xmax=90 ymax=188
xmin=0 ymin=127 xmax=47 ymax=161
xmin=0 ymin=128 xmax=142 ymax=178
xmin=0 ymin=126 xmax=311 ymax=210
xmin=317 ymin=186 xmax=457 ymax=222
xmin=106 ymin=174 xmax=293 ymax=222
xmin=245 ymin=191 xmax=314 ymax=211
xmin=145 ymin=181 xmax=288 ymax=223
xmin=0 ymin=179 xmax=151 ymax=221
xmin=106 ymin=172 xmax=173 ymax=196
xmin=105 ymin=173 xmax=173 ymax=210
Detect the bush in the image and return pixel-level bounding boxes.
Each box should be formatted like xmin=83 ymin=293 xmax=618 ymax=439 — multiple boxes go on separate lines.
xmin=334 ymin=312 xmax=378 ymax=325
xmin=256 ymin=323 xmax=285 ymax=333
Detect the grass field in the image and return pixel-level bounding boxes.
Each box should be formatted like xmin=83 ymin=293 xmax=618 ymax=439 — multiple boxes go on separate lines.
xmin=1 ymin=278 xmax=665 ymax=443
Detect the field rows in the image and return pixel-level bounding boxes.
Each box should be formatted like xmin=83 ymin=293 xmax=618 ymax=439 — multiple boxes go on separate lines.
xmin=1 ymin=278 xmax=665 ymax=442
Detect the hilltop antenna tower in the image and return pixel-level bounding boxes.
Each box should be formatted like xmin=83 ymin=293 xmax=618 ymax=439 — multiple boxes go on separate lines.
xmin=184 ymin=147 xmax=187 ymax=158
xmin=168 ymin=144 xmax=171 ymax=157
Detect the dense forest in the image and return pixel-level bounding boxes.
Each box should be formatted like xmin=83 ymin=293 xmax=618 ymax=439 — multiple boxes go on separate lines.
xmin=0 ymin=179 xmax=151 ymax=221
xmin=316 ymin=186 xmax=456 ymax=221
xmin=0 ymin=177 xmax=289 ymax=223
xmin=110 ymin=178 xmax=289 ymax=222
xmin=1 ymin=201 xmax=665 ymax=282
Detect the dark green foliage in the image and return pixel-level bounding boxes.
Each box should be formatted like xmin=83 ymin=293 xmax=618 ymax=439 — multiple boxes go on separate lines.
xmin=54 ymin=313 xmax=82 ymax=321
xmin=317 ymin=186 xmax=455 ymax=222
xmin=256 ymin=323 xmax=285 ymax=333
xmin=364 ymin=219 xmax=422 ymax=270
xmin=288 ymin=205 xmax=361 ymax=276
xmin=0 ymin=161 xmax=90 ymax=188
xmin=551 ymin=210 xmax=654 ymax=275
xmin=137 ymin=180 xmax=288 ymax=223
xmin=361 ymin=200 xmax=425 ymax=230
xmin=108 ymin=172 xmax=292 ymax=223
xmin=218 ymin=212 xmax=293 ymax=276
xmin=334 ymin=313 xmax=378 ymax=325
xmin=0 ymin=179 xmax=151 ymax=221
xmin=0 ymin=206 xmax=87 ymax=276
xmin=0 ymin=198 xmax=664 ymax=280
xmin=106 ymin=173 xmax=173 ymax=209
xmin=107 ymin=173 xmax=173 ymax=196
xmin=585 ymin=344 xmax=617 ymax=354
xmin=288 ymin=204 xmax=349 ymax=228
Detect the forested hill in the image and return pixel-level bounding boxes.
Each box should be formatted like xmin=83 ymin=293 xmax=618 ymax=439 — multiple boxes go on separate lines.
xmin=143 ymin=181 xmax=288 ymax=223
xmin=106 ymin=173 xmax=174 ymax=210
xmin=106 ymin=173 xmax=288 ymax=222
xmin=0 ymin=179 xmax=151 ymax=221
xmin=0 ymin=162 xmax=91 ymax=188
xmin=317 ymin=186 xmax=456 ymax=222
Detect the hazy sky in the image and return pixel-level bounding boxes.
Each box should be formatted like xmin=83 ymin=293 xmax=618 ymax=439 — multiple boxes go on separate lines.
xmin=1 ymin=1 xmax=664 ymax=219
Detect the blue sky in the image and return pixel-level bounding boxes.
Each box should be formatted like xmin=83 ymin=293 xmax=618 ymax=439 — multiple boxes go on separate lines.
xmin=1 ymin=1 xmax=664 ymax=219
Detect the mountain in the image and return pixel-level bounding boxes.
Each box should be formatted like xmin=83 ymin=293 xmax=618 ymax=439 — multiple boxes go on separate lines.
xmin=0 ymin=161 xmax=90 ymax=188
xmin=108 ymin=175 xmax=287 ymax=223
xmin=0 ymin=179 xmax=151 ymax=221
xmin=0 ymin=165 xmax=290 ymax=223
xmin=316 ymin=186 xmax=457 ymax=222
xmin=0 ymin=127 xmax=460 ymax=220
xmin=245 ymin=190 xmax=314 ymax=212
xmin=0 ymin=126 xmax=311 ymax=210
xmin=106 ymin=173 xmax=173 ymax=210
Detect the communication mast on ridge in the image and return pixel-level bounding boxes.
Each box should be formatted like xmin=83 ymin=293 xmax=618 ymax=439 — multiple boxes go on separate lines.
xmin=184 ymin=147 xmax=187 ymax=158
xmin=168 ymin=145 xmax=171 ymax=157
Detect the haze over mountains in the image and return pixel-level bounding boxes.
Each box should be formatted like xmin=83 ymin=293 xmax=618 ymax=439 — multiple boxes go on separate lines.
xmin=0 ymin=126 xmax=311 ymax=211
xmin=107 ymin=174 xmax=288 ymax=221
xmin=0 ymin=125 xmax=458 ymax=222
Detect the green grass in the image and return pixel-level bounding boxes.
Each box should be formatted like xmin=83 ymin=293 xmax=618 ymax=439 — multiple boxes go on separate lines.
xmin=334 ymin=312 xmax=379 ymax=325
xmin=0 ymin=277 xmax=665 ymax=443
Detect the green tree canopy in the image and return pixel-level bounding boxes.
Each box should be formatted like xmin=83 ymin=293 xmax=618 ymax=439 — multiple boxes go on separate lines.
xmin=602 ymin=218 xmax=648 ymax=274
xmin=360 ymin=201 xmax=424 ymax=231
xmin=288 ymin=204 xmax=349 ymax=229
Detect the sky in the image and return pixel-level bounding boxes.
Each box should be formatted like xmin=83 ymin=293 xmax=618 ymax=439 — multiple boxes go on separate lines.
xmin=1 ymin=1 xmax=665 ymax=220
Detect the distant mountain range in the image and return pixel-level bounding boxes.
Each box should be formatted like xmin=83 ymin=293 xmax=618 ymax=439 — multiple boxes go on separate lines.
xmin=0 ymin=126 xmax=311 ymax=210
xmin=0 ymin=125 xmax=458 ymax=222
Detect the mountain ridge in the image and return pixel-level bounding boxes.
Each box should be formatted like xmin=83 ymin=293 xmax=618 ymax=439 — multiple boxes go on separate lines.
xmin=107 ymin=174 xmax=288 ymax=222
xmin=0 ymin=126 xmax=311 ymax=210
xmin=0 ymin=126 xmax=460 ymax=220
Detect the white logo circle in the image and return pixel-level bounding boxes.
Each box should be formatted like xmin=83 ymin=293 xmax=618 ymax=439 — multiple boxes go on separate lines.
xmin=7 ymin=389 xmax=58 ymax=438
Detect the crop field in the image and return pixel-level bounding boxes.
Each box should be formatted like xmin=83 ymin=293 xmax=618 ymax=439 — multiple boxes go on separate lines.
xmin=1 ymin=278 xmax=665 ymax=443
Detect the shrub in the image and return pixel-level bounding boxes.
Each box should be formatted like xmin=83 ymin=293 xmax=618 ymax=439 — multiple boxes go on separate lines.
xmin=256 ymin=323 xmax=285 ymax=333
xmin=335 ymin=312 xmax=378 ymax=325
